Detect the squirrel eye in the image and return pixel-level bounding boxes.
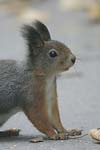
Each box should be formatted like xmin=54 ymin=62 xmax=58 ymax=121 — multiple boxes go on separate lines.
xmin=49 ymin=49 xmax=58 ymax=58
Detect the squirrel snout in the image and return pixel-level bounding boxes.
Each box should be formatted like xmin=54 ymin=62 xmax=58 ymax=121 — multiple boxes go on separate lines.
xmin=71 ymin=56 xmax=76 ymax=64
xmin=69 ymin=54 xmax=76 ymax=65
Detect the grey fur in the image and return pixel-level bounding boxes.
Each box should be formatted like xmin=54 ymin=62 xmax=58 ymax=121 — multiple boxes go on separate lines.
xmin=0 ymin=60 xmax=34 ymax=113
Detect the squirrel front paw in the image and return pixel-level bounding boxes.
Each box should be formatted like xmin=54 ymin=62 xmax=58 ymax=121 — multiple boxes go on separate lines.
xmin=49 ymin=133 xmax=68 ymax=140
xmin=61 ymin=128 xmax=82 ymax=136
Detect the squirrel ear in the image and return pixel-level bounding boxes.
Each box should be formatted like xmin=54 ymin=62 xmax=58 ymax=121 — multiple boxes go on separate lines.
xmin=33 ymin=20 xmax=51 ymax=41
xmin=22 ymin=24 xmax=44 ymax=49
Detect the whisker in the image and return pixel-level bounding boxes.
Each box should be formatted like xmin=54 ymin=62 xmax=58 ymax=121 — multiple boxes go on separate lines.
xmin=76 ymin=57 xmax=82 ymax=61
xmin=76 ymin=56 xmax=84 ymax=64
xmin=73 ymin=65 xmax=78 ymax=74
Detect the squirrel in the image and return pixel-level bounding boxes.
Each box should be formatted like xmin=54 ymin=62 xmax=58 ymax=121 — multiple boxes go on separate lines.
xmin=0 ymin=20 xmax=81 ymax=140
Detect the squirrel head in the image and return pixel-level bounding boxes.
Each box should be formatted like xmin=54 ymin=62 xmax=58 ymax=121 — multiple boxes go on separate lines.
xmin=22 ymin=20 xmax=76 ymax=76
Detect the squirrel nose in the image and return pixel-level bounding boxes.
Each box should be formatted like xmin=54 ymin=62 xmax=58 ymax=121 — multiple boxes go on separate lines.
xmin=71 ymin=56 xmax=76 ymax=64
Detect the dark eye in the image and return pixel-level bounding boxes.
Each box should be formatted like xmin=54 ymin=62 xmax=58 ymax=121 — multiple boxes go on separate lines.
xmin=49 ymin=49 xmax=58 ymax=58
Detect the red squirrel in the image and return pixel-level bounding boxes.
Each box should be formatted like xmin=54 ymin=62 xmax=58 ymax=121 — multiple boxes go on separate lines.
xmin=0 ymin=21 xmax=81 ymax=140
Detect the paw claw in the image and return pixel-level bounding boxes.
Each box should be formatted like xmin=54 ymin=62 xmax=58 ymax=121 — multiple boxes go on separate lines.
xmin=65 ymin=129 xmax=82 ymax=136
xmin=49 ymin=133 xmax=68 ymax=140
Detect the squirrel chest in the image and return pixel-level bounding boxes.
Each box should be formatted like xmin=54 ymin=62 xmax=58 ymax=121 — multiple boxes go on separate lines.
xmin=45 ymin=76 xmax=56 ymax=120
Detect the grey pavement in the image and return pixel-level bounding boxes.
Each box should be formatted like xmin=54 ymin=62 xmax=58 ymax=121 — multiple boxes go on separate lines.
xmin=0 ymin=0 xmax=100 ymax=149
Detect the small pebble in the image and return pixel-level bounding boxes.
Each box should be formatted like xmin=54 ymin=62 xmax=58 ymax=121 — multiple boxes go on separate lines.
xmin=30 ymin=136 xmax=44 ymax=143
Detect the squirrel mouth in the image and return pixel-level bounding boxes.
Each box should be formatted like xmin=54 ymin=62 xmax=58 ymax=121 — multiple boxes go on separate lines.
xmin=64 ymin=63 xmax=74 ymax=71
xmin=62 ymin=64 xmax=73 ymax=71
xmin=62 ymin=67 xmax=69 ymax=71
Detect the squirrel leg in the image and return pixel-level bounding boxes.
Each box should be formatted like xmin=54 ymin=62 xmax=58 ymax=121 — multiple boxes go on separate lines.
xmin=51 ymin=94 xmax=81 ymax=136
xmin=24 ymin=104 xmax=58 ymax=139
xmin=24 ymin=104 xmax=68 ymax=140
xmin=0 ymin=129 xmax=20 ymax=137
xmin=51 ymin=96 xmax=66 ymax=132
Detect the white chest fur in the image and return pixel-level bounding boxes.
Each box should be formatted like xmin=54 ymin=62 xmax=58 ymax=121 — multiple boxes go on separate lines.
xmin=45 ymin=76 xmax=55 ymax=120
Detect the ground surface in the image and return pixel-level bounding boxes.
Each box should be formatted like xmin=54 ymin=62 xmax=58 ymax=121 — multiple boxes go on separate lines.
xmin=0 ymin=0 xmax=100 ymax=149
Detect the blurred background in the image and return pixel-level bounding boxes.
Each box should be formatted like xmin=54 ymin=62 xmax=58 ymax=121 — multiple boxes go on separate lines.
xmin=0 ymin=0 xmax=100 ymax=149
xmin=0 ymin=0 xmax=100 ymax=59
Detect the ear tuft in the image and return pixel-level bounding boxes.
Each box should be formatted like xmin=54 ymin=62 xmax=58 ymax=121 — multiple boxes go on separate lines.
xmin=33 ymin=20 xmax=51 ymax=41
xmin=22 ymin=24 xmax=44 ymax=48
